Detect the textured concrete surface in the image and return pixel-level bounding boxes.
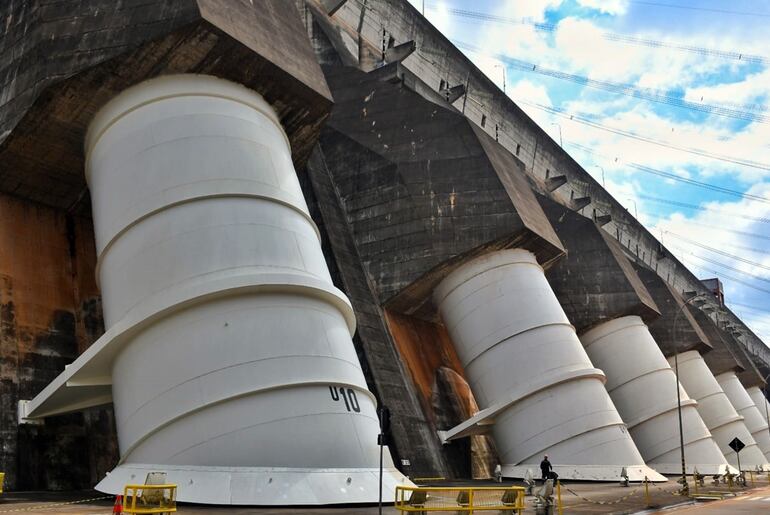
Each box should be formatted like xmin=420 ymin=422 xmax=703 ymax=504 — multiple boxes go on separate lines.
xmin=0 ymin=0 xmax=333 ymax=491
xmin=318 ymin=0 xmax=770 ymax=379
xmin=539 ymin=194 xmax=659 ymax=333
xmin=631 ymin=261 xmax=714 ymax=359
xmin=0 ymin=0 xmax=331 ymax=211
xmin=0 ymin=193 xmax=116 ymax=491
xmin=317 ymin=64 xmax=564 ymax=315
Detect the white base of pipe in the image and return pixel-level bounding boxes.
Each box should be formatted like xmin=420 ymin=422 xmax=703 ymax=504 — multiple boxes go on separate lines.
xmin=502 ymin=464 xmax=666 ymax=482
xmin=650 ymin=463 xmax=737 ymax=476
xmin=96 ymin=464 xmax=410 ymax=505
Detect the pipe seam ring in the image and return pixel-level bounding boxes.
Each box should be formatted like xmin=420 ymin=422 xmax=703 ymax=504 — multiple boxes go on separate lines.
xmin=117 ymin=379 xmax=377 ymax=464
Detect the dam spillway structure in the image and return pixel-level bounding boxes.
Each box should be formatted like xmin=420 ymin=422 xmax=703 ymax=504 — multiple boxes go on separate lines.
xmin=5 ymin=0 xmax=770 ymax=496
xmin=748 ymin=387 xmax=770 ymax=449
xmin=311 ymin=63 xmax=662 ymax=482
xmin=632 ymin=264 xmax=769 ymax=470
xmin=26 ymin=74 xmax=408 ymax=504
xmin=538 ymin=197 xmax=730 ymax=475
xmin=685 ymin=305 xmax=770 ymax=465
xmin=717 ymin=370 xmax=770 ymax=460
xmin=16 ymin=0 xmax=410 ymax=504
xmin=433 ymin=249 xmax=662 ymax=481
xmin=710 ymin=328 xmax=770 ymax=460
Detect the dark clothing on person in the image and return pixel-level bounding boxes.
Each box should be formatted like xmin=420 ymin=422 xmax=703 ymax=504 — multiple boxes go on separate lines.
xmin=540 ymin=458 xmax=553 ymax=480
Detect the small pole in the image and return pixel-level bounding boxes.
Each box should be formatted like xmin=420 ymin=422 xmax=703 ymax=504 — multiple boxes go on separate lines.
xmin=378 ymin=436 xmax=383 ymax=515
xmin=556 ymin=480 xmax=563 ymax=515
xmin=378 ymin=405 xmax=389 ymax=515
xmin=644 ymin=477 xmax=650 ymax=507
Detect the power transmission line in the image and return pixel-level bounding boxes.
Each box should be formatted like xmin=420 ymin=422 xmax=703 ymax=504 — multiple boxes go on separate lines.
xmin=730 ymin=301 xmax=770 ymax=314
xmin=639 ymin=194 xmax=770 ymax=223
xmin=433 ymin=4 xmax=769 ymax=68
xmin=679 ymin=256 xmax=770 ymax=295
xmin=454 ymin=40 xmax=770 ymax=124
xmin=568 ymin=143 xmax=770 ymax=203
xmin=671 ymin=245 xmax=770 ymax=284
xmin=630 ymin=1 xmax=770 ymax=18
xmin=524 ymin=104 xmax=770 ymax=172
xmin=641 ymin=210 xmax=770 ymax=242
xmin=664 ymin=231 xmax=770 ymax=271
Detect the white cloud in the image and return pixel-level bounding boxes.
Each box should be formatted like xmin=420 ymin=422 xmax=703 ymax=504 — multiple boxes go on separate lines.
xmin=576 ymin=0 xmax=629 ymax=15
xmin=498 ymin=0 xmax=564 ymax=22
xmin=647 ymin=184 xmax=770 ymax=344
xmin=427 ymin=0 xmax=770 ymax=344
xmin=508 ymin=79 xmax=553 ymax=107
xmin=684 ymin=68 xmax=770 ymax=108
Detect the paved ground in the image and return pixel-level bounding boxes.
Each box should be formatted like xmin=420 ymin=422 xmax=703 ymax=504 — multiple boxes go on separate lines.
xmin=651 ymin=484 xmax=770 ymax=513
xmin=1 ymin=476 xmax=768 ymax=514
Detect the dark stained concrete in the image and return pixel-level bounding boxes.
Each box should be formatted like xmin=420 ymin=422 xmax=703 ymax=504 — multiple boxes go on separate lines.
xmin=317 ymin=64 xmax=564 ymax=320
xmin=305 ymin=62 xmax=567 ymax=478
xmin=538 ymin=194 xmax=659 ymax=333
xmin=0 ymin=0 xmax=331 ymax=211
xmin=631 ymin=261 xmax=714 ymax=358
xmin=0 ymin=0 xmax=333 ymax=492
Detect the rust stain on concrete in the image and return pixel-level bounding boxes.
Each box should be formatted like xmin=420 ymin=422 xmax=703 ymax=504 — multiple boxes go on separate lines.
xmin=0 ymin=193 xmax=117 ymax=491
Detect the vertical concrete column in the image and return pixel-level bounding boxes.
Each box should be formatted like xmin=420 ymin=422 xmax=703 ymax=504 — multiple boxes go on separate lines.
xmin=671 ymin=351 xmax=767 ymax=469
xmin=717 ymin=373 xmax=770 ymax=461
xmin=84 ymin=74 xmax=407 ymax=504
xmin=581 ymin=316 xmax=729 ymax=474
xmin=434 ymin=249 xmax=661 ymax=481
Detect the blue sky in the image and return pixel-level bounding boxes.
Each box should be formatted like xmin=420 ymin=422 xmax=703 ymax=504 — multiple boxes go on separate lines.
xmin=409 ymin=0 xmax=770 ymax=345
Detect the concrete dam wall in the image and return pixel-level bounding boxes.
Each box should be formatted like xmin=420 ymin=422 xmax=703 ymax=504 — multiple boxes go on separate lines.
xmin=1 ymin=0 xmax=769 ymax=504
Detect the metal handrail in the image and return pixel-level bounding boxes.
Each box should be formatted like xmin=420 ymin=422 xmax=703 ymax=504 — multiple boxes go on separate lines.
xmin=395 ymin=485 xmax=525 ymax=513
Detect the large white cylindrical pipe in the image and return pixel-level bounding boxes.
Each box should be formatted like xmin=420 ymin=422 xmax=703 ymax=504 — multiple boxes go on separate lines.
xmin=434 ymin=249 xmax=660 ymax=481
xmin=581 ymin=317 xmax=729 ymax=475
xmin=671 ymin=351 xmax=767 ymax=470
xmin=84 ymin=74 xmax=407 ymax=504
xmin=748 ymin=386 xmax=770 ymax=459
xmin=717 ymin=373 xmax=770 ymax=461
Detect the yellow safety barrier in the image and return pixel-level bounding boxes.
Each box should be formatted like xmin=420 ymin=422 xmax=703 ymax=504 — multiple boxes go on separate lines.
xmin=0 ymin=472 xmax=4 ymax=495
xmin=123 ymin=484 xmax=177 ymax=514
xmin=395 ymin=485 xmax=525 ymax=513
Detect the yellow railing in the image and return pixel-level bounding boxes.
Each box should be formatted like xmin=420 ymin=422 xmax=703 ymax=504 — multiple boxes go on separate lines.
xmin=395 ymin=485 xmax=526 ymax=513
xmin=122 ymin=484 xmax=177 ymax=514
xmin=0 ymin=472 xmax=4 ymax=495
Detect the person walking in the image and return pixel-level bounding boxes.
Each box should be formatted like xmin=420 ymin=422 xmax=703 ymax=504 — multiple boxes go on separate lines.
xmin=540 ymin=455 xmax=553 ymax=482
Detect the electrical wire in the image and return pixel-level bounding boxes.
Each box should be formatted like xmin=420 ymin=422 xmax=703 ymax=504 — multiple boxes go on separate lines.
xmin=642 ymin=211 xmax=770 ymax=242
xmin=629 ymin=1 xmax=770 ymax=18
xmin=568 ymin=142 xmax=770 ymax=205
xmin=663 ymin=231 xmax=770 ymax=271
xmin=679 ymin=257 xmax=770 ymax=295
xmin=729 ymin=301 xmax=770 ymax=314
xmin=522 ymin=104 xmax=770 ymax=172
xmin=670 ymin=245 xmax=770 ymax=284
xmin=431 ymin=4 xmax=770 ymax=68
xmin=454 ymin=40 xmax=770 ymax=124
xmin=638 ymin=194 xmax=770 ymax=224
